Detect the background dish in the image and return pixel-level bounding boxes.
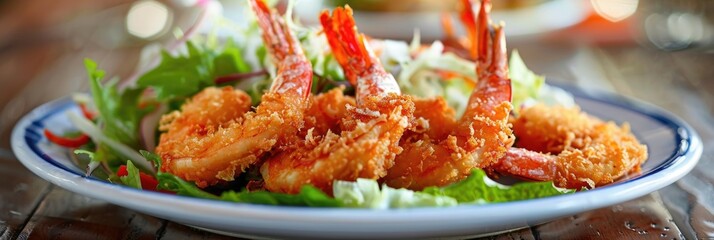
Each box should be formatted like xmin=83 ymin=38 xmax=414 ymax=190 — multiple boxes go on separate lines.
xmin=289 ymin=0 xmax=591 ymax=40
xmin=11 ymin=84 xmax=701 ymax=239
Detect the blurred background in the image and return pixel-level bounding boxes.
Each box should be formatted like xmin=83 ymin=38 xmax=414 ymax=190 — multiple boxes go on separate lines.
xmin=0 ymin=0 xmax=712 ymax=149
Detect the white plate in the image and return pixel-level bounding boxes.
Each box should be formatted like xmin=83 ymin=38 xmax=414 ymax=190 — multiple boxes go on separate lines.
xmin=11 ymin=85 xmax=702 ymax=239
xmin=290 ymin=0 xmax=591 ymax=40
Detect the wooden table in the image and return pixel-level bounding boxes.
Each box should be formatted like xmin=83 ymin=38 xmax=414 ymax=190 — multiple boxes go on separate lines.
xmin=1 ymin=1 xmax=712 ymax=239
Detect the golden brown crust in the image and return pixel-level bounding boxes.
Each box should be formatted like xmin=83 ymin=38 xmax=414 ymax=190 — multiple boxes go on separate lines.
xmin=262 ymin=94 xmax=414 ymax=194
xmin=384 ymin=97 xmax=513 ymax=190
xmin=499 ymin=104 xmax=649 ymax=189
xmin=156 ymin=86 xmax=309 ymax=188
xmin=511 ymin=104 xmax=596 ymax=154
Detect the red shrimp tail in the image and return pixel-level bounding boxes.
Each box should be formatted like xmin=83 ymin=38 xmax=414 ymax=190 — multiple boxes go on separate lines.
xmin=250 ymin=0 xmax=312 ymax=98
xmin=460 ymin=0 xmax=492 ymax=61
xmin=478 ymin=24 xmax=511 ymax=103
xmin=250 ymin=0 xmax=301 ymax=63
xmin=320 ymin=6 xmax=375 ymax=85
xmin=462 ymin=0 xmax=511 ymax=118
xmin=460 ymin=0 xmax=478 ymax=59
xmin=441 ymin=13 xmax=457 ymax=41
xmin=476 ymin=0 xmax=492 ymax=65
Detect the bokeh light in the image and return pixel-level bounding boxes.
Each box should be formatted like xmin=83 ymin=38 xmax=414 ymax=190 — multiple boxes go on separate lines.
xmin=591 ymin=0 xmax=638 ymax=22
xmin=126 ymin=1 xmax=172 ymax=39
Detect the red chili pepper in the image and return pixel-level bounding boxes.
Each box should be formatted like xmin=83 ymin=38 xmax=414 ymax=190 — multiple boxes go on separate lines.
xmin=78 ymin=103 xmax=96 ymax=120
xmin=139 ymin=174 xmax=159 ymax=191
xmin=117 ymin=165 xmax=129 ymax=176
xmin=43 ymin=129 xmax=90 ymax=148
xmin=117 ymin=165 xmax=171 ymax=193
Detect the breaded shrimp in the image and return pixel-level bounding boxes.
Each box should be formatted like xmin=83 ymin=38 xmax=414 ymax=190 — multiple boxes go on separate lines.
xmin=493 ymin=104 xmax=649 ymax=189
xmin=510 ymin=104 xmax=596 ymax=154
xmin=260 ymin=6 xmax=414 ymax=194
xmin=157 ymin=87 xmax=252 ymax=140
xmin=302 ymin=87 xmax=355 ymax=137
xmin=155 ymin=0 xmax=312 ymax=188
xmin=383 ymin=0 xmax=514 ymax=190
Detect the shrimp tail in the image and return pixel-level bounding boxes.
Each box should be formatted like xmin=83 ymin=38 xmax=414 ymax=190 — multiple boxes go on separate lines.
xmin=479 ymin=24 xmax=511 ymax=103
xmin=460 ymin=0 xmax=492 ymax=61
xmin=441 ymin=13 xmax=457 ymax=42
xmin=250 ymin=0 xmax=312 ymax=98
xmin=250 ymin=0 xmax=302 ymax=62
xmin=320 ymin=6 xmax=374 ymax=86
xmin=460 ymin=0 xmax=478 ymax=59
xmin=462 ymin=9 xmax=511 ymax=119
xmin=320 ymin=6 xmax=400 ymax=100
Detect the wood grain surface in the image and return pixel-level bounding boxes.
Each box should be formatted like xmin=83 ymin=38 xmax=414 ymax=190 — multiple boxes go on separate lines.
xmin=1 ymin=1 xmax=712 ymax=239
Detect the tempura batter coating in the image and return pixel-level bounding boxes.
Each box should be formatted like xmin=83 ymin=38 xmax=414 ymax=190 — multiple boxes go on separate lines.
xmin=155 ymin=0 xmax=312 ymax=188
xmin=495 ymin=104 xmax=649 ymax=189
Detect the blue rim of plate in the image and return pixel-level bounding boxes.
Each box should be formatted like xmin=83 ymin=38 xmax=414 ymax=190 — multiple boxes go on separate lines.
xmin=22 ymin=100 xmax=81 ymax=175
xmin=10 ymin=83 xmax=703 ymax=238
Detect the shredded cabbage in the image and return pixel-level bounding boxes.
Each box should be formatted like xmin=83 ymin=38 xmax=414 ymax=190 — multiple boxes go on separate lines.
xmin=508 ymin=50 xmax=545 ymax=112
xmin=333 ymin=179 xmax=458 ymax=209
xmin=393 ymin=41 xmax=477 ymax=116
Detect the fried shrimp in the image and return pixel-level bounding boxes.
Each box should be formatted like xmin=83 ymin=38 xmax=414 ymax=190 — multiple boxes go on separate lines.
xmin=260 ymin=6 xmax=414 ymax=194
xmin=492 ymin=104 xmax=649 ymax=189
xmin=510 ymin=104 xmax=597 ymax=154
xmin=154 ymin=0 xmax=312 ymax=188
xmin=157 ymin=87 xmax=252 ymax=140
xmin=383 ymin=0 xmax=514 ymax=190
xmin=302 ymin=87 xmax=355 ymax=137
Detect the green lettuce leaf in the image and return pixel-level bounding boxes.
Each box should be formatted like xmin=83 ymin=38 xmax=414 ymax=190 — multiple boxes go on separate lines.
xmin=73 ymin=149 xmax=110 ymax=179
xmin=212 ymin=38 xmax=251 ymax=76
xmin=137 ymin=42 xmax=215 ymax=101
xmin=141 ymin=150 xmax=216 ymax=198
xmin=220 ymin=186 xmax=340 ymax=207
xmin=85 ymin=59 xmax=152 ymax=167
xmin=155 ymin=173 xmax=340 ymax=207
xmin=423 ymin=169 xmax=573 ymax=204
xmin=155 ymin=173 xmax=221 ymax=199
xmin=119 ymin=160 xmax=142 ymax=190
xmin=137 ymin=39 xmax=257 ymax=103
xmin=86 ymin=59 xmax=147 ymax=148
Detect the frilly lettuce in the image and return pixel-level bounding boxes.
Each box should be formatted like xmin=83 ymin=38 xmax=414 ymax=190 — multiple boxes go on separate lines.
xmin=119 ymin=160 xmax=142 ymax=190
xmin=333 ymin=169 xmax=572 ymax=208
xmin=83 ymin=60 xmax=152 ymax=172
xmin=424 ymin=169 xmax=574 ymax=204
xmin=220 ymin=186 xmax=340 ymax=207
